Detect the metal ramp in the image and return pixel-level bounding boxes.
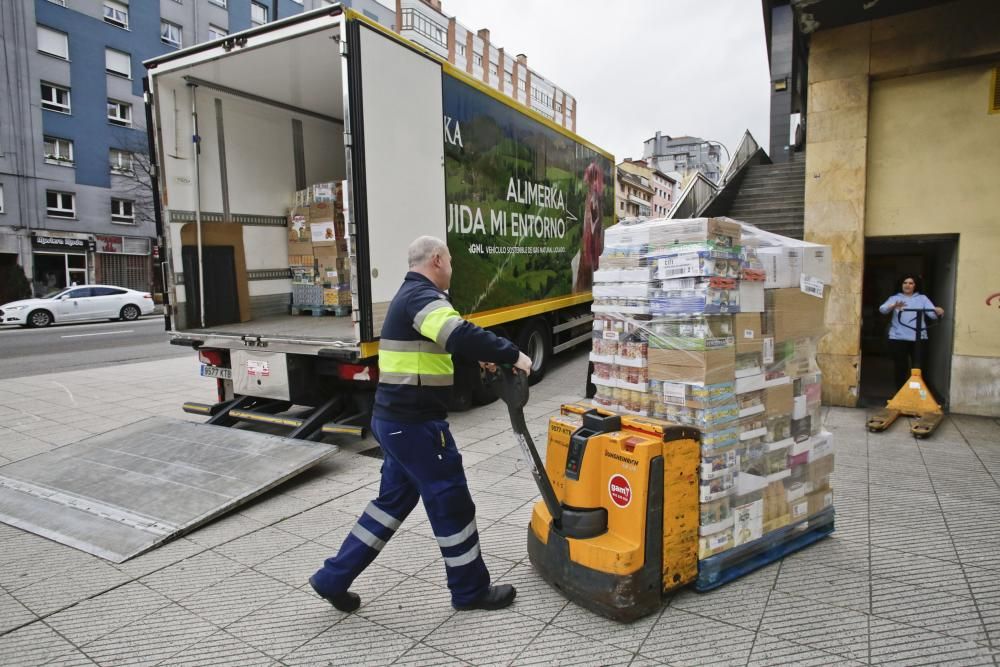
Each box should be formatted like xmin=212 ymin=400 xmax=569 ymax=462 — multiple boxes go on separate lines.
xmin=0 ymin=416 xmax=337 ymax=562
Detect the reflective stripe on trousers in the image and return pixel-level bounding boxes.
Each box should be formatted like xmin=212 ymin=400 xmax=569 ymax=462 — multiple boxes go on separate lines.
xmin=311 ymin=417 xmax=490 ymax=606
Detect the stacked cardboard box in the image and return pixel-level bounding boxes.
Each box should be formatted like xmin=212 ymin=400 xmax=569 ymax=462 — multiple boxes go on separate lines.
xmin=591 ymin=217 xmax=835 ymax=566
xmin=287 ymin=181 xmax=352 ymax=310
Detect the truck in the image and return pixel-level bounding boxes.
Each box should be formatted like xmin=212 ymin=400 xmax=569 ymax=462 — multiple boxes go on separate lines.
xmin=144 ymin=5 xmax=615 ymax=440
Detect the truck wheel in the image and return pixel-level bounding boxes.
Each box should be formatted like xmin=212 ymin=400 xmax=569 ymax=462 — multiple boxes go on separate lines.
xmin=516 ymin=318 xmax=551 ymax=385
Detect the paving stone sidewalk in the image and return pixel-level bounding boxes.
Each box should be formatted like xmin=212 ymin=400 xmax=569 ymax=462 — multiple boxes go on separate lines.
xmin=0 ymin=351 xmax=999 ymax=666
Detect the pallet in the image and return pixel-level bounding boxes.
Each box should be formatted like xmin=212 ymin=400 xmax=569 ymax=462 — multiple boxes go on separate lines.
xmin=694 ymin=507 xmax=835 ymax=592
xmin=290 ymin=304 xmax=351 ymax=317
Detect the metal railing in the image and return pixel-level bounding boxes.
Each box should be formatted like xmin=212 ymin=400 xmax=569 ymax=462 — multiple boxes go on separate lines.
xmin=667 ymin=130 xmax=761 ymax=218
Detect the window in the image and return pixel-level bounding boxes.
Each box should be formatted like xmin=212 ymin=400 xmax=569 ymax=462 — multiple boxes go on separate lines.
xmin=111 ymin=198 xmax=134 ymax=224
xmin=37 ymin=26 xmax=68 ymax=59
xmin=93 ymin=287 xmax=128 ymax=296
xmin=473 ymin=53 xmax=483 ymax=67
xmin=207 ymin=24 xmax=227 ymax=41
xmin=107 ymin=99 xmax=132 ymax=126
xmin=161 ymin=20 xmax=182 ymax=48
xmin=46 ymin=191 xmax=75 ymax=218
xmin=41 ymin=83 xmax=71 ymax=113
xmin=251 ymin=2 xmax=268 ymax=26
xmin=505 ymin=70 xmax=513 ymax=85
xmin=68 ymin=287 xmax=93 ymax=298
xmin=44 ymin=137 xmax=74 ymax=165
xmin=47 ymin=0 xmax=66 ymax=5
xmin=0 ymin=184 xmax=4 ymax=213
xmin=400 ymin=9 xmax=447 ymax=49
xmin=110 ymin=149 xmax=133 ymax=174
xmin=105 ymin=48 xmax=131 ymax=78
xmin=209 ymin=0 xmax=227 ymax=6
xmin=103 ymin=1 xmax=128 ymax=29
xmin=456 ymin=43 xmax=466 ymax=57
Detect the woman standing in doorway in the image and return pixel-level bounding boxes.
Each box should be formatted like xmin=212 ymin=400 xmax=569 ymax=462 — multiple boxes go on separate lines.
xmin=879 ymin=274 xmax=945 ymax=390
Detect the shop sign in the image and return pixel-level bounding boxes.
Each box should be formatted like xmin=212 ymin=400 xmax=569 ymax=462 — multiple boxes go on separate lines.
xmin=32 ymin=235 xmax=94 ymax=252
xmin=97 ymin=235 xmax=124 ymax=254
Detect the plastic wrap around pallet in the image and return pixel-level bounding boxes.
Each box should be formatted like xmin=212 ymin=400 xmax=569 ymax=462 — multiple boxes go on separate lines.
xmin=590 ymin=216 xmax=835 ymax=572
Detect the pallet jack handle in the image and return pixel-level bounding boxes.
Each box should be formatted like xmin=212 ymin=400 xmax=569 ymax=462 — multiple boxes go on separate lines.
xmin=487 ymin=365 xmax=564 ymax=527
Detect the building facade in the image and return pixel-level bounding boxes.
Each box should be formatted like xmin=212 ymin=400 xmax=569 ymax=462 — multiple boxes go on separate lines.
xmin=3 ymin=0 xmax=560 ymax=300
xmin=395 ymin=0 xmax=577 ymax=130
xmin=615 ymin=164 xmax=653 ymax=220
xmin=642 ymin=132 xmax=725 ymax=186
xmin=764 ymin=0 xmax=1000 ymax=416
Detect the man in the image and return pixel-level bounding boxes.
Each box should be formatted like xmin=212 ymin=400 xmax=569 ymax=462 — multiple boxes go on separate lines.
xmin=310 ymin=236 xmax=532 ymax=612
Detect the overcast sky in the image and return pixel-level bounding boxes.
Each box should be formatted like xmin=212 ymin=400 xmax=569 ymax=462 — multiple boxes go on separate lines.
xmin=440 ymin=0 xmax=772 ymax=164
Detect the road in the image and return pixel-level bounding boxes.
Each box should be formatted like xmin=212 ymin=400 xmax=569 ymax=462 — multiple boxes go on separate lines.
xmin=0 ymin=317 xmax=191 ymax=379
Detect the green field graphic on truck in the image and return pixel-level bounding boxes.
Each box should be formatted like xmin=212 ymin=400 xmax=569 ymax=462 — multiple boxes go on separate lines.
xmin=442 ymin=75 xmax=614 ymax=315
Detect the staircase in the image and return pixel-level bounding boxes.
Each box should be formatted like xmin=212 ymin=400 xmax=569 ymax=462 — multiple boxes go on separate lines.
xmin=724 ymin=152 xmax=806 ymax=239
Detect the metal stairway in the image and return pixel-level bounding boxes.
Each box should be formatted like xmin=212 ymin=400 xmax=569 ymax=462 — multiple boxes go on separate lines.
xmin=723 ymin=151 xmax=806 ymax=239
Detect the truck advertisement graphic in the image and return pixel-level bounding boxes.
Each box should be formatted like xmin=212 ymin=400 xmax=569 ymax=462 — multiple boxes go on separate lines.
xmin=442 ymin=75 xmax=614 ymax=315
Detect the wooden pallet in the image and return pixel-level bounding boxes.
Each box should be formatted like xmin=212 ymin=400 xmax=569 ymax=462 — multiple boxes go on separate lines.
xmin=694 ymin=507 xmax=835 ymax=592
xmin=290 ymin=304 xmax=351 ymax=317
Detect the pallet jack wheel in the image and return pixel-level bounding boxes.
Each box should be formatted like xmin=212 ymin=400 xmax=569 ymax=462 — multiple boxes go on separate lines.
xmin=911 ymin=412 xmax=943 ymax=438
xmin=866 ymin=408 xmax=899 ymax=432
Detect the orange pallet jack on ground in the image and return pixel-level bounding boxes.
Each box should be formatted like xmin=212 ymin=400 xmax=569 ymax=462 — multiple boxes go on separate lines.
xmin=866 ymin=308 xmax=945 ymax=438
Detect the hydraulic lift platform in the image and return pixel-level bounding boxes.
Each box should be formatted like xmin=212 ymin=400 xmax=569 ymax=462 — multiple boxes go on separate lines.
xmin=0 ymin=416 xmax=337 ymax=562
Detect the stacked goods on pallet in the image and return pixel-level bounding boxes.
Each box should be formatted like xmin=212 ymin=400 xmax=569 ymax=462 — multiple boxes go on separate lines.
xmin=287 ymin=181 xmax=352 ymax=313
xmin=590 ymin=217 xmax=835 ymax=583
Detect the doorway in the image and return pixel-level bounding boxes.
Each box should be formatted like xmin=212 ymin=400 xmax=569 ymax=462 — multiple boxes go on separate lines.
xmin=182 ymin=245 xmax=239 ymax=328
xmin=32 ymin=251 xmax=87 ymax=296
xmin=860 ymin=235 xmax=958 ymax=409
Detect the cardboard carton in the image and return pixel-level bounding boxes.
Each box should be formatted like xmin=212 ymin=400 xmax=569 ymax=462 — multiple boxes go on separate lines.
xmin=738 ymin=280 xmax=765 ymax=313
xmin=648 ymin=346 xmax=735 ymax=385
xmin=765 ymin=383 xmax=794 ymax=417
xmin=288 ymin=240 xmax=314 ymax=256
xmin=288 ymin=213 xmax=310 ymax=243
xmin=807 ymin=486 xmax=834 ymax=516
xmin=734 ymin=313 xmax=763 ymax=353
xmin=764 ymin=288 xmax=828 ymax=342
xmin=758 ymin=247 xmax=802 ymax=288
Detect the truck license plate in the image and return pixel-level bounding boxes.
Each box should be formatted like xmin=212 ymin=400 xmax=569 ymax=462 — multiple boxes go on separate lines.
xmin=200 ymin=365 xmax=232 ymax=380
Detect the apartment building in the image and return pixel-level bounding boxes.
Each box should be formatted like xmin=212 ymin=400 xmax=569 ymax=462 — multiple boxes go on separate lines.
xmin=395 ymin=0 xmax=577 ymax=130
xmin=643 ymin=132 xmax=725 ymax=185
xmin=615 ymin=165 xmax=653 ymax=220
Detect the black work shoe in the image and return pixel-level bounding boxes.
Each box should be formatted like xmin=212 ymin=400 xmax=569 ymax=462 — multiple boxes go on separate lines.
xmin=309 ymin=575 xmax=361 ymax=612
xmin=452 ymin=584 xmax=517 ymax=611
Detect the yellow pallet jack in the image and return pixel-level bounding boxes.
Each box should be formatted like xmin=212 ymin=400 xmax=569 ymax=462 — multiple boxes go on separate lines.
xmin=866 ymin=308 xmax=945 ymax=438
xmin=489 ymin=367 xmax=702 ymax=622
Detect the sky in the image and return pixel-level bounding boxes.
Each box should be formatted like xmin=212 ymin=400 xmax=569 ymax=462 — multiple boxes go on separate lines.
xmin=440 ymin=0 xmax=773 ymax=165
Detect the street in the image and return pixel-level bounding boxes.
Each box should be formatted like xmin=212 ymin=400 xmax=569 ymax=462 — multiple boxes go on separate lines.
xmin=0 ymin=317 xmax=190 ymax=380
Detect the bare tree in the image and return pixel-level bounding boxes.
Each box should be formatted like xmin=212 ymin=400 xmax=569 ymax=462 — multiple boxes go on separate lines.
xmin=108 ymin=124 xmax=157 ymax=230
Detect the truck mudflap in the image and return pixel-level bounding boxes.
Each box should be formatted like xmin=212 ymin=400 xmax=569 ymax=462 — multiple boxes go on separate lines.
xmin=0 ymin=417 xmax=337 ymax=562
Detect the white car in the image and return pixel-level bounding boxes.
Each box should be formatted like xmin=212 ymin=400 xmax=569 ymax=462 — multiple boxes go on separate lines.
xmin=0 ymin=285 xmax=155 ymax=328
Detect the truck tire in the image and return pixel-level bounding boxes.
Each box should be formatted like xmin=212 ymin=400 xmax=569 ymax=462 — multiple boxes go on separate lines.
xmin=516 ymin=318 xmax=551 ymax=385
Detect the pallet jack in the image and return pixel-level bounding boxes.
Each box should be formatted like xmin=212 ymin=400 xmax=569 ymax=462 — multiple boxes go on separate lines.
xmin=866 ymin=308 xmax=945 ymax=438
xmin=488 ymin=366 xmax=703 ymax=622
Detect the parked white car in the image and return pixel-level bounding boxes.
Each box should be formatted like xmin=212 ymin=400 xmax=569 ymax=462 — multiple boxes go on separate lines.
xmin=0 ymin=285 xmax=155 ymax=328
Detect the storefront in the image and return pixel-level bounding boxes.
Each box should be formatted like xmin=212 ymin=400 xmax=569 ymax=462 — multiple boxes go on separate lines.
xmin=95 ymin=234 xmax=153 ymax=292
xmin=31 ymin=233 xmax=94 ymax=296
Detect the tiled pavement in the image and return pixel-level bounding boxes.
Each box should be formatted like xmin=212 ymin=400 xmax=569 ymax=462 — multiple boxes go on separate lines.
xmin=0 ymin=350 xmax=999 ymax=666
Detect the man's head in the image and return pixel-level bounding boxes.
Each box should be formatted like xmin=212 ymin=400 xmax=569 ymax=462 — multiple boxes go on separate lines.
xmin=408 ymin=236 xmax=452 ymax=291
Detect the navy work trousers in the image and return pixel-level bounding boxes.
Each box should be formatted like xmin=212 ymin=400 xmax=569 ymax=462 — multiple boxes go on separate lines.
xmin=311 ymin=416 xmax=490 ymax=606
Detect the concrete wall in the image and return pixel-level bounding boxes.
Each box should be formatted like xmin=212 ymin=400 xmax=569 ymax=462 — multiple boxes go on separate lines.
xmin=804 ymin=0 xmax=1000 ymax=415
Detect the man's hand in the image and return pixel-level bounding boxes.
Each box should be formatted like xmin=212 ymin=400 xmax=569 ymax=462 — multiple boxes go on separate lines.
xmin=479 ymin=361 xmax=497 ymax=373
xmin=934 ymin=306 xmax=944 ymax=316
xmin=514 ymin=352 xmax=532 ymax=375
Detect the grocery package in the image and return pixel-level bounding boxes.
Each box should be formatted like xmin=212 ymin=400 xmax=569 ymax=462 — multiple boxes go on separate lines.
xmin=287 ymin=181 xmax=353 ymax=313
xmin=590 ymin=217 xmax=834 ymax=573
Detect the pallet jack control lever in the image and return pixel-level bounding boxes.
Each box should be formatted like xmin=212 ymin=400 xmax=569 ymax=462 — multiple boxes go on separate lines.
xmin=487 ymin=365 xmax=564 ymax=527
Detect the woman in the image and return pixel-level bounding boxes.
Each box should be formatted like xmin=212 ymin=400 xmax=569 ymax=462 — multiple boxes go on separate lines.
xmin=879 ymin=274 xmax=944 ymax=390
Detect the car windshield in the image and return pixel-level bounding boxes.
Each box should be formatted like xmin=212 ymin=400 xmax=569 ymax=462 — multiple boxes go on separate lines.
xmin=44 ymin=289 xmax=69 ymax=299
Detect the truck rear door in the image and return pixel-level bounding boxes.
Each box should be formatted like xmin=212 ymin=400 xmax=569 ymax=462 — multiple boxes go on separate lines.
xmin=344 ymin=18 xmax=446 ymax=339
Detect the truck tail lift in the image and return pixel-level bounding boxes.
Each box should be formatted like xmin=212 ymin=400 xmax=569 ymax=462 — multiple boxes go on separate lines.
xmin=866 ymin=309 xmax=945 ymax=438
